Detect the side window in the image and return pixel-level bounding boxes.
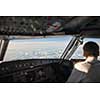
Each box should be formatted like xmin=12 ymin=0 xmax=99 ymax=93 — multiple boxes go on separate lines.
xmin=71 ymin=38 xmax=100 ymax=60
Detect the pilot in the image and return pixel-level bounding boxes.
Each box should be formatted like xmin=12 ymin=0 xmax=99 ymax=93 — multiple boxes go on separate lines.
xmin=67 ymin=41 xmax=100 ymax=83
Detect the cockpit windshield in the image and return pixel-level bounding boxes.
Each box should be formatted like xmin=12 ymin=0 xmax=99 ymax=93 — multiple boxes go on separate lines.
xmin=3 ymin=36 xmax=100 ymax=62
xmin=4 ymin=36 xmax=73 ymax=61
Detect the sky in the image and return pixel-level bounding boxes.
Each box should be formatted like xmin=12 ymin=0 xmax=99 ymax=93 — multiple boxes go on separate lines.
xmin=11 ymin=36 xmax=72 ymax=43
xmin=10 ymin=35 xmax=100 ymax=43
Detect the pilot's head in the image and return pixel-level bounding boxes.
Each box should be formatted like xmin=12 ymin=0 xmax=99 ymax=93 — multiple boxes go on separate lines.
xmin=83 ymin=41 xmax=99 ymax=58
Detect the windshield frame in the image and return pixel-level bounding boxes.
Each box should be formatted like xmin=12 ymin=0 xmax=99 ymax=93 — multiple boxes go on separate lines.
xmin=0 ymin=39 xmax=9 ymax=61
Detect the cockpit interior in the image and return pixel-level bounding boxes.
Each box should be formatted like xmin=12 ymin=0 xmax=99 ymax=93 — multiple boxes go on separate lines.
xmin=0 ymin=16 xmax=100 ymax=83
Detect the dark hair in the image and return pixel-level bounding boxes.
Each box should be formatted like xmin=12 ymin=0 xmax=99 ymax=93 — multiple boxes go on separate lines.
xmin=83 ymin=41 xmax=99 ymax=57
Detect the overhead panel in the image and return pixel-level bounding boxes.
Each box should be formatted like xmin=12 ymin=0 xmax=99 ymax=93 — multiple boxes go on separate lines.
xmin=0 ymin=16 xmax=100 ymax=37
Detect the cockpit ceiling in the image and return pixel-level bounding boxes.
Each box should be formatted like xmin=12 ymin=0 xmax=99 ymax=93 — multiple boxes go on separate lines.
xmin=0 ymin=16 xmax=100 ymax=38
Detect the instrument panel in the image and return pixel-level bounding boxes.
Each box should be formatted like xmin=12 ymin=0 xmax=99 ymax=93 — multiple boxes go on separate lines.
xmin=0 ymin=59 xmax=73 ymax=82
